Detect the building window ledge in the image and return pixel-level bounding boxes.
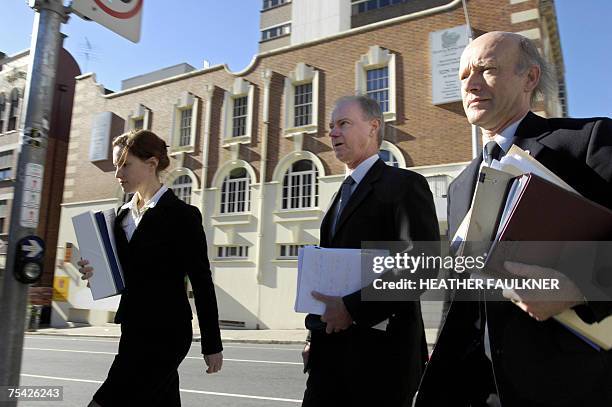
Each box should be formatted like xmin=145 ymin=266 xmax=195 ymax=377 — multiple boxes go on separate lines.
xmin=222 ymin=135 xmax=251 ymax=147
xmin=284 ymin=124 xmax=317 ymax=137
xmin=211 ymin=213 xmax=253 ymax=225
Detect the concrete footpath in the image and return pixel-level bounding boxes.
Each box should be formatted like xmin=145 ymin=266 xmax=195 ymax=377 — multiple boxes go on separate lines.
xmin=27 ymin=325 xmax=439 ymax=346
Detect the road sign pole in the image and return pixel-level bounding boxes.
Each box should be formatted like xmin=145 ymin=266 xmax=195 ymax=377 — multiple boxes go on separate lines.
xmin=0 ymin=0 xmax=69 ymax=396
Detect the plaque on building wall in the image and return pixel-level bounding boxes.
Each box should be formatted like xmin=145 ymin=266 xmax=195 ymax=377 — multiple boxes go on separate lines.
xmin=430 ymin=25 xmax=469 ymax=105
xmin=89 ymin=112 xmax=124 ymax=162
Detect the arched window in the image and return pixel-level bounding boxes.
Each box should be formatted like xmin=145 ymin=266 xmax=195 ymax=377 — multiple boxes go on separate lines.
xmin=282 ymin=160 xmax=318 ymax=209
xmin=7 ymin=89 xmax=19 ymax=131
xmin=378 ymin=149 xmax=399 ymax=167
xmin=171 ymin=175 xmax=192 ymax=204
xmin=221 ymin=167 xmax=251 ymax=214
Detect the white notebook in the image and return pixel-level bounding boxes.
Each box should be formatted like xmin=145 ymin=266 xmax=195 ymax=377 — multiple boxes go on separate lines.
xmin=72 ymin=209 xmax=125 ymax=300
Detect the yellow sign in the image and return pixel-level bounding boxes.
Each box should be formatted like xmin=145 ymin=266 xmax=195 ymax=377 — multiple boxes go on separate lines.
xmin=53 ymin=276 xmax=69 ymax=302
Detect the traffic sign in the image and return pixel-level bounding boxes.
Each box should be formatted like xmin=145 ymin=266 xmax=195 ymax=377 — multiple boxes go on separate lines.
xmin=71 ymin=0 xmax=143 ymax=43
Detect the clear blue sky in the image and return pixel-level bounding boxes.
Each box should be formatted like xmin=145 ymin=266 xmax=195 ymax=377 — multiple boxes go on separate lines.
xmin=1 ymin=0 xmax=610 ymax=117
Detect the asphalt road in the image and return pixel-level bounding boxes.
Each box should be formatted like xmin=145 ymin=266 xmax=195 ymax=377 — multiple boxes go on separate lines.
xmin=17 ymin=335 xmax=306 ymax=406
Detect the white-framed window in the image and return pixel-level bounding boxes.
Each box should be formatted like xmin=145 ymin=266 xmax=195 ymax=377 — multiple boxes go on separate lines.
xmin=7 ymin=88 xmax=19 ymax=132
xmin=0 ymin=200 xmax=6 ymax=234
xmin=0 ymin=93 xmax=5 ymax=133
xmin=179 ymin=108 xmax=192 ymax=146
xmin=0 ymin=151 xmax=12 ymax=181
xmin=216 ymin=245 xmax=249 ymax=259
xmin=232 ymin=96 xmax=248 ymax=138
xmin=171 ymin=175 xmax=193 ymax=204
xmin=170 ymin=92 xmax=198 ymax=153
xmin=133 ymin=118 xmax=144 ymax=130
xmin=294 ymin=83 xmax=312 ymax=127
xmin=261 ymin=23 xmax=291 ymax=42
xmin=221 ymin=167 xmax=251 ymax=214
xmin=126 ymin=103 xmax=151 ymax=131
xmin=426 ymin=175 xmax=451 ymax=199
xmin=284 ymin=63 xmax=320 ymax=135
xmin=356 ymin=45 xmax=397 ymax=121
xmin=263 ymin=0 xmax=289 ymax=10
xmin=279 ymin=244 xmax=304 ymax=259
xmin=282 ymin=160 xmax=318 ymax=209
xmin=222 ymin=78 xmax=255 ymax=144
xmin=378 ymin=149 xmax=399 ymax=167
xmin=367 ymin=66 xmax=389 ymax=113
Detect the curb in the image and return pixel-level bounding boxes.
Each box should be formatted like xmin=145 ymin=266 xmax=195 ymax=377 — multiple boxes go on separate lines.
xmin=25 ymin=331 xmax=307 ymax=345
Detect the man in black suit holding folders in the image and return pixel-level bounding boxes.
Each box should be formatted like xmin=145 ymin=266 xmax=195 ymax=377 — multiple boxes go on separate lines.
xmin=301 ymin=95 xmax=440 ymax=407
xmin=414 ymin=31 xmax=612 ymax=407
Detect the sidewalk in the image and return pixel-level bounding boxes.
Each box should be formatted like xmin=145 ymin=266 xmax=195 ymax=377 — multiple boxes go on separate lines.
xmin=27 ymin=325 xmax=439 ymax=345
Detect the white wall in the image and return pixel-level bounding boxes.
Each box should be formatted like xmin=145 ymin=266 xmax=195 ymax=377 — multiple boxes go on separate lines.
xmin=291 ymin=0 xmax=351 ymax=45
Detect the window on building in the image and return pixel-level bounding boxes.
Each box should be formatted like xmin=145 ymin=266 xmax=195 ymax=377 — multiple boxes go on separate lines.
xmin=0 ymin=151 xmax=12 ymax=181
xmin=232 ymin=96 xmax=248 ymax=138
xmin=279 ymin=244 xmax=304 ymax=259
xmin=261 ymin=23 xmax=291 ymax=42
xmin=133 ymin=118 xmax=144 ymax=130
xmin=221 ymin=168 xmax=251 ymax=214
xmin=0 ymin=200 xmax=6 ymax=234
xmin=366 ymin=66 xmax=389 ymax=112
xmin=352 ymin=0 xmax=405 ymax=14
xmin=426 ymin=175 xmax=451 ymax=198
xmin=378 ymin=149 xmax=399 ymax=167
xmin=282 ymin=160 xmax=319 ymax=209
xmin=294 ymin=83 xmax=312 ymax=127
xmin=171 ymin=175 xmax=192 ymax=204
xmin=263 ymin=0 xmax=289 ymax=9
xmin=356 ymin=46 xmax=396 ymax=121
xmin=179 ymin=109 xmax=192 ymax=147
xmin=7 ymin=88 xmax=19 ymax=132
xmin=216 ymin=245 xmax=249 ymax=259
xmin=0 ymin=93 xmax=5 ymax=133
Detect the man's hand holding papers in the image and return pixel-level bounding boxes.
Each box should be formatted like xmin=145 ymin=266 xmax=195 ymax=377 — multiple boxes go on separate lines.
xmin=502 ymin=261 xmax=585 ymax=321
xmin=311 ymin=291 xmax=353 ymax=334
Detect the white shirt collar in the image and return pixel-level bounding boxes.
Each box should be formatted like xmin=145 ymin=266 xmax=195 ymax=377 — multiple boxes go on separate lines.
xmin=347 ymin=154 xmax=379 ymax=185
xmin=121 ymin=184 xmax=169 ymax=212
xmin=481 ymin=113 xmax=528 ymax=155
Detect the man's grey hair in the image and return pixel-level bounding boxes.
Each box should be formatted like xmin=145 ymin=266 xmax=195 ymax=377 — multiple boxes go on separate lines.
xmin=515 ymin=35 xmax=555 ymax=106
xmin=334 ymin=95 xmax=384 ymax=147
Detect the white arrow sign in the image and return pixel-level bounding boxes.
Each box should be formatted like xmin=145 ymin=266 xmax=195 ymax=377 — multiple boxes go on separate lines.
xmin=23 ymin=239 xmax=43 ymax=258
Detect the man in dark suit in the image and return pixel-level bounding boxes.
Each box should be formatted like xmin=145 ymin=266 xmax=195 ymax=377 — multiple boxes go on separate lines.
xmin=414 ymin=32 xmax=612 ymax=407
xmin=301 ymin=96 xmax=440 ymax=407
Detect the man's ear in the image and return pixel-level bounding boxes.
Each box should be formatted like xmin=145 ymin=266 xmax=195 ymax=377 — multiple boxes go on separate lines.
xmin=525 ymin=65 xmax=541 ymax=93
xmin=370 ymin=118 xmax=381 ymax=138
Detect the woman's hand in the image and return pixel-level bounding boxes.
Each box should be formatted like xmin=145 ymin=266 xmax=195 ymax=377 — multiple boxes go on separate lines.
xmin=77 ymin=258 xmax=94 ymax=288
xmin=203 ymin=352 xmax=223 ymax=374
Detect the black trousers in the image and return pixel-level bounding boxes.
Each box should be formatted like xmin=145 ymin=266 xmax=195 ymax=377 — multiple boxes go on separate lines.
xmin=302 ymin=327 xmax=423 ymax=407
xmin=93 ymin=321 xmax=192 ymax=407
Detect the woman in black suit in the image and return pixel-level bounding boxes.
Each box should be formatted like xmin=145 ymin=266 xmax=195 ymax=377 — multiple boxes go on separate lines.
xmin=78 ymin=129 xmax=223 ymax=407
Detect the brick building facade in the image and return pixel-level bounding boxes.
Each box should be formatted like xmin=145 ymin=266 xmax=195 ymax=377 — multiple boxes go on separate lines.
xmin=52 ymin=0 xmax=566 ymax=329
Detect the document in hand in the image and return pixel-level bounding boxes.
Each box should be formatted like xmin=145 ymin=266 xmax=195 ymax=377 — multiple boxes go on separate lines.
xmin=483 ymin=173 xmax=612 ymax=350
xmin=72 ymin=209 xmax=125 ymax=300
xmin=294 ymin=246 xmax=386 ymax=315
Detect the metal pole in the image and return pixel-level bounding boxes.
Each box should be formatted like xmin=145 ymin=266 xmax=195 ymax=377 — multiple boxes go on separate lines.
xmin=461 ymin=0 xmax=481 ymax=158
xmin=0 ymin=0 xmax=69 ymax=396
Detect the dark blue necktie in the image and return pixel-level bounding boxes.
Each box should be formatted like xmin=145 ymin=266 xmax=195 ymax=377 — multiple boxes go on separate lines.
xmin=332 ymin=176 xmax=355 ymax=235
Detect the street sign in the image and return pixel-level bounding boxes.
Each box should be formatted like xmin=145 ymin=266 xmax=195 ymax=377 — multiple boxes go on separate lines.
xmin=71 ymin=0 xmax=143 ymax=43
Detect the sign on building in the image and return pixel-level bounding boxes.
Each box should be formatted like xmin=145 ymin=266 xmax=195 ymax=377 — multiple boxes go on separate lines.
xmin=430 ymin=25 xmax=469 ymax=105
xmin=71 ymin=0 xmax=143 ymax=43
xmin=89 ymin=112 xmax=124 ymax=162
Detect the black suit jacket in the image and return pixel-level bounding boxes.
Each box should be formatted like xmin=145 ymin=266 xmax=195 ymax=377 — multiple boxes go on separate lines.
xmin=306 ymin=159 xmax=440 ymax=404
xmin=415 ymin=112 xmax=612 ymax=407
xmin=113 ymin=189 xmax=223 ymax=355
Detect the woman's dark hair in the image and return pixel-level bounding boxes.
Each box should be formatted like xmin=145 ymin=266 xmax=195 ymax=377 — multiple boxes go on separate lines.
xmin=112 ymin=129 xmax=170 ymax=174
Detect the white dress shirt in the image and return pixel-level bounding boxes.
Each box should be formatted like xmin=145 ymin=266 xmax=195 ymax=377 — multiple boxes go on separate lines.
xmin=481 ymin=114 xmax=527 ymax=166
xmin=120 ymin=185 xmax=168 ymax=242
xmin=346 ymin=154 xmax=380 ymax=193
